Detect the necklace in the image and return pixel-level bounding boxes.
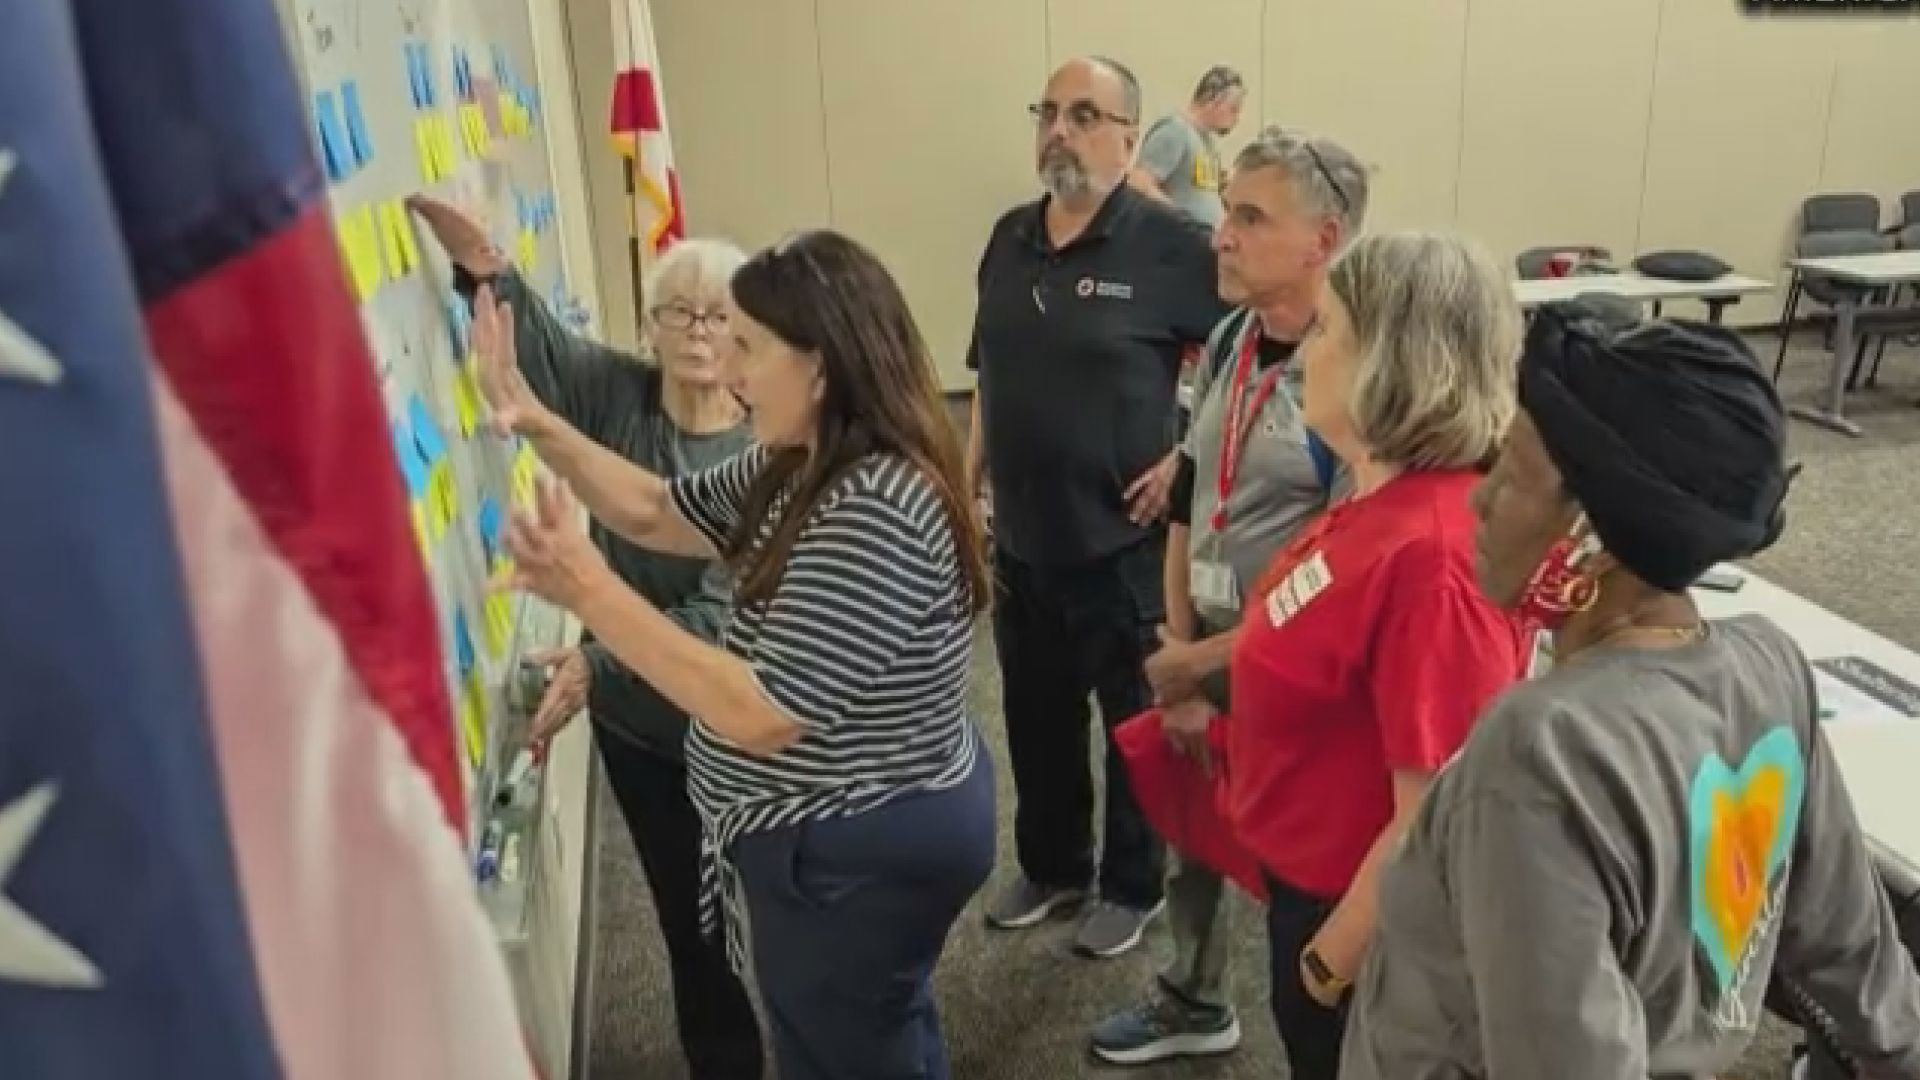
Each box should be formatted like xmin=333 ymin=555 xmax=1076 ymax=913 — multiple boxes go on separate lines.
xmin=1553 ymin=621 xmax=1708 ymax=663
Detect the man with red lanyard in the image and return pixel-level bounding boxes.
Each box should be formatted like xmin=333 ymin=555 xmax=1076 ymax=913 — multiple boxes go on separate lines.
xmin=1090 ymin=127 xmax=1368 ymax=1067
xmin=1217 ymin=231 xmax=1533 ymax=1079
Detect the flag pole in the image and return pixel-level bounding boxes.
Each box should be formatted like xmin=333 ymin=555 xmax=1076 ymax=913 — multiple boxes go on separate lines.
xmin=623 ymin=155 xmax=646 ymax=344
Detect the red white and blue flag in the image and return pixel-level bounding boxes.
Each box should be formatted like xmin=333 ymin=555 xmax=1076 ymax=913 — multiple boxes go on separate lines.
xmin=0 ymin=2 xmax=533 ymax=1076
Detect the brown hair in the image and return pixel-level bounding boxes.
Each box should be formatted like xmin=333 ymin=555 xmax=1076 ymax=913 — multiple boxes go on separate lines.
xmin=724 ymin=230 xmax=991 ymax=616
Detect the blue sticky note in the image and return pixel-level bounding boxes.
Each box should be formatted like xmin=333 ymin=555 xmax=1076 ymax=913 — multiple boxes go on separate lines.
xmin=493 ymin=45 xmax=509 ymax=83
xmin=393 ymin=423 xmax=428 ymax=498
xmin=408 ymin=395 xmax=448 ymax=463
xmin=445 ymin=294 xmax=470 ymax=356
xmin=419 ymin=45 xmax=437 ymax=107
xmin=453 ymin=607 xmax=476 ymax=674
xmin=341 ymin=81 xmax=373 ymax=165
xmin=314 ymin=90 xmax=349 ymax=180
xmin=404 ymin=44 xmax=425 ymax=108
xmin=478 ymin=496 xmax=504 ymax=559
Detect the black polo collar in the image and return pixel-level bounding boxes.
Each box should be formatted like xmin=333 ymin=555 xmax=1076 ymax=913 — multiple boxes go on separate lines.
xmin=1011 ymin=183 xmax=1140 ymax=255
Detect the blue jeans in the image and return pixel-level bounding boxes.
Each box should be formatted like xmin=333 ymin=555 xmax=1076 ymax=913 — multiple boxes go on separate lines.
xmin=733 ymin=750 xmax=995 ymax=1079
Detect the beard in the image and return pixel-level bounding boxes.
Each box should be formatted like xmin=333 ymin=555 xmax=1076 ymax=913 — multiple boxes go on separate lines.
xmin=1038 ymin=143 xmax=1101 ymax=200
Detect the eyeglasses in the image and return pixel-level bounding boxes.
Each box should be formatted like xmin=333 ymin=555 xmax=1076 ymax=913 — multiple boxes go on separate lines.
xmin=1029 ymin=100 xmax=1135 ymax=134
xmin=1294 ymin=136 xmax=1352 ymax=218
xmin=652 ymin=303 xmax=729 ymax=333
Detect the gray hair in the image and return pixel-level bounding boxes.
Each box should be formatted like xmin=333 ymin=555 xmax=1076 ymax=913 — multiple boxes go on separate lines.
xmin=1089 ymin=55 xmax=1142 ymax=123
xmin=1234 ymin=126 xmax=1371 ymax=238
xmin=644 ymin=236 xmax=747 ymax=313
xmin=1192 ymin=65 xmax=1245 ymax=105
xmin=1328 ymin=231 xmax=1521 ymax=471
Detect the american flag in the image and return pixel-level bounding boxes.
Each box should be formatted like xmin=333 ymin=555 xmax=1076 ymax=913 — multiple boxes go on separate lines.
xmin=609 ymin=0 xmax=686 ymax=256
xmin=0 ymin=1 xmax=533 ymax=1076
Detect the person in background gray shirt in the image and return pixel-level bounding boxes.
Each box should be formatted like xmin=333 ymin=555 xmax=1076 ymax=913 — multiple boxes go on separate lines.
xmin=1130 ymin=66 xmax=1245 ymax=228
xmin=1341 ymin=302 xmax=1920 ymax=1079
xmin=411 ymin=197 xmax=765 ymax=1079
xmin=1090 ymin=126 xmax=1369 ymax=1068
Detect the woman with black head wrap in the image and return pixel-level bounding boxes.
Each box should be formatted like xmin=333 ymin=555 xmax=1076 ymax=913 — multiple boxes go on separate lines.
xmin=1339 ymin=300 xmax=1920 ymax=1079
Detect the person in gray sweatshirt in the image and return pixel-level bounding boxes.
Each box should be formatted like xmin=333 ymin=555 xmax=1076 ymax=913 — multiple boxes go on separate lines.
xmin=412 ymin=197 xmax=764 ymax=1079
xmin=1341 ymin=301 xmax=1920 ymax=1079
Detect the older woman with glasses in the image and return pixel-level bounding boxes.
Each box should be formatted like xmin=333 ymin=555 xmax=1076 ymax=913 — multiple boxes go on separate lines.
xmin=1223 ymin=232 xmax=1532 ymax=1078
xmin=479 ymin=229 xmax=996 ymax=1079
xmin=409 ymin=197 xmax=763 ymax=1078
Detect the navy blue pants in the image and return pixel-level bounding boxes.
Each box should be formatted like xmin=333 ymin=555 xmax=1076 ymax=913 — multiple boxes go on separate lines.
xmin=733 ymin=750 xmax=995 ymax=1080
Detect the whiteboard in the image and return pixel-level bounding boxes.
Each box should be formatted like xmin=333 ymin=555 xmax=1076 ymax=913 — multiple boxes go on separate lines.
xmin=277 ymin=0 xmax=583 ymax=884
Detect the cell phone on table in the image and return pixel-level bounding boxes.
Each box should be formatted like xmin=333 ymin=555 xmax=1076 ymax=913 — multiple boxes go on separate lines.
xmin=1696 ymin=567 xmax=1747 ymax=593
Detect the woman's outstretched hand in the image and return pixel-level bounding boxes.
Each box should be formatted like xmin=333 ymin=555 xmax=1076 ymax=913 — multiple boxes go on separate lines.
xmin=500 ymin=475 xmax=611 ymax=614
xmin=471 ymin=282 xmax=553 ymax=438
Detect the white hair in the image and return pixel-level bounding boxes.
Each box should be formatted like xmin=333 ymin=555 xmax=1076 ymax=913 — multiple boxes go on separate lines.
xmin=643 ymin=236 xmax=747 ymax=314
xmin=1329 ymin=231 xmax=1521 ymax=471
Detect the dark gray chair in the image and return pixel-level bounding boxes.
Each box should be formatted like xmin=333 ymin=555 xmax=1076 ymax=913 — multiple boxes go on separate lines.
xmin=1771 ymin=229 xmax=1895 ymax=383
xmin=1897 ymin=190 xmax=1920 ymax=231
xmin=1802 ymin=192 xmax=1882 ymax=235
xmin=1515 ymin=244 xmax=1612 ymax=280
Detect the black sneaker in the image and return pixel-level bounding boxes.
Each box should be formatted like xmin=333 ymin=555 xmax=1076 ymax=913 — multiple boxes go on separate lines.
xmin=1089 ymin=989 xmax=1241 ymax=1065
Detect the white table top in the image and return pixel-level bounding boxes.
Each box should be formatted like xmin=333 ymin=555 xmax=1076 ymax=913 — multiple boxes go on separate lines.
xmin=1788 ymin=249 xmax=1920 ymax=285
xmin=1693 ymin=569 xmax=1920 ymax=867
xmin=1513 ymin=272 xmax=1774 ymax=308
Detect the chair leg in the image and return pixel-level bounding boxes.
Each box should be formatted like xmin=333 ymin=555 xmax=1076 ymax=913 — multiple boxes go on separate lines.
xmin=1847 ymin=334 xmax=1873 ymax=392
xmin=1706 ymin=298 xmax=1732 ymax=325
xmin=1651 ymin=300 xmax=1664 ymax=319
xmin=1772 ymin=275 xmax=1802 ymax=383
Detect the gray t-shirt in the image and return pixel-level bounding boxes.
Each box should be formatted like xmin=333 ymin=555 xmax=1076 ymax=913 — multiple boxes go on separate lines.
xmin=1139 ymin=114 xmax=1224 ymax=227
xmin=1343 ymin=615 xmax=1920 ymax=1080
xmin=1182 ymin=309 xmax=1340 ymax=630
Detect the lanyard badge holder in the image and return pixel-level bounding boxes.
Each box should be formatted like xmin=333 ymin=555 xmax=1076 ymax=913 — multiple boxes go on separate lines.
xmin=1194 ymin=322 xmax=1287 ymax=616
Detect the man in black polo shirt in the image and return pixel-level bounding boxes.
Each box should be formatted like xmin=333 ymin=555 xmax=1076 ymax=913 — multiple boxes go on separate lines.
xmin=969 ymin=55 xmax=1226 ymax=958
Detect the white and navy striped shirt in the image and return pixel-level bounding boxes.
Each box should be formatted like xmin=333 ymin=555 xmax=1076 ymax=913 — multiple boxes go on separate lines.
xmin=669 ymin=446 xmax=980 ymax=967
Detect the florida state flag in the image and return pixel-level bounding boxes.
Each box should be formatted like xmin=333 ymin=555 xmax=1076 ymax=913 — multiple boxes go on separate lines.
xmin=609 ymin=0 xmax=684 ymax=255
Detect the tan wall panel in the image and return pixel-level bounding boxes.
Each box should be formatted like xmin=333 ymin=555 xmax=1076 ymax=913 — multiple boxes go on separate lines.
xmin=816 ymin=0 xmax=1049 ymax=388
xmin=650 ymin=0 xmax=830 ymax=250
xmin=1820 ymin=16 xmax=1920 ymax=221
xmin=1637 ymin=1 xmax=1843 ymax=322
xmin=1262 ymin=0 xmax=1470 ymax=233
xmin=1044 ymin=0 xmax=1265 ymax=162
xmin=1455 ymin=0 xmax=1660 ymax=272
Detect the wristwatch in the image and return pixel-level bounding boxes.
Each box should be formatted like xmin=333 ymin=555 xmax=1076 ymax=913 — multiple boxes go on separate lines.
xmin=1302 ymin=947 xmax=1352 ymax=1001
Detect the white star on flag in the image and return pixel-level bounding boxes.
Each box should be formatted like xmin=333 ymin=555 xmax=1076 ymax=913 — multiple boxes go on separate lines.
xmin=0 ymin=147 xmax=65 ymax=387
xmin=0 ymin=783 xmax=104 ymax=989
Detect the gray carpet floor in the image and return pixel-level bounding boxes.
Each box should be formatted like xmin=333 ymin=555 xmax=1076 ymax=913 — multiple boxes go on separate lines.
xmin=585 ymin=330 xmax=1920 ymax=1079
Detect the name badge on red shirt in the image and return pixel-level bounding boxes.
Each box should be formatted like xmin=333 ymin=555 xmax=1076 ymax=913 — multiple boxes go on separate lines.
xmin=1264 ymin=551 xmax=1333 ymax=628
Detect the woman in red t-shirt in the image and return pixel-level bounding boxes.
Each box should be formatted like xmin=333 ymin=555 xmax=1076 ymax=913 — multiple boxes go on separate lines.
xmin=1225 ymin=232 xmax=1533 ymax=1078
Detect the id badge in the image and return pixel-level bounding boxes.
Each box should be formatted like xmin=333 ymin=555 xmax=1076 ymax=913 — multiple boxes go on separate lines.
xmin=1191 ymin=560 xmax=1239 ymax=612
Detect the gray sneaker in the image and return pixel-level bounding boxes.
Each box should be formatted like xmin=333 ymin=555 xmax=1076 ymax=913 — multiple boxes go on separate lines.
xmin=1090 ymin=989 xmax=1241 ymax=1065
xmin=1073 ymin=898 xmax=1166 ymax=958
xmin=983 ymin=877 xmax=1087 ymax=930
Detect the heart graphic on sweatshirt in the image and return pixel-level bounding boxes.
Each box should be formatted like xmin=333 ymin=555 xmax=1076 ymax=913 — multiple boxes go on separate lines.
xmin=1688 ymin=725 xmax=1805 ymax=991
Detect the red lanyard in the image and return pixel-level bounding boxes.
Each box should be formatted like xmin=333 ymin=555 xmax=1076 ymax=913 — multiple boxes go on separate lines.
xmin=1211 ymin=323 xmax=1290 ymax=532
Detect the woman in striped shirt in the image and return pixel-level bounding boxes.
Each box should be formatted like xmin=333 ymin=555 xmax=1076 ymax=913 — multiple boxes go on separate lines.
xmin=477 ymin=229 xmax=995 ymax=1079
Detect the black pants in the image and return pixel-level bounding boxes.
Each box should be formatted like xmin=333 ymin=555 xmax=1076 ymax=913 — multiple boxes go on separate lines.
xmin=734 ymin=750 xmax=995 ymax=1080
xmin=1264 ymin=875 xmax=1350 ymax=1080
xmin=993 ymin=538 xmax=1166 ymax=909
xmin=597 ymin=730 xmax=765 ymax=1080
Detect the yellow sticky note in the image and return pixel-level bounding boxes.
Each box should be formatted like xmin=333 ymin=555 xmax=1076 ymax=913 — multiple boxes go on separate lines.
xmin=379 ymin=203 xmax=407 ymax=279
xmin=395 ymin=203 xmax=422 ymax=272
xmin=511 ymin=442 xmax=538 ymax=508
xmin=428 ymin=460 xmax=457 ymax=538
xmin=453 ymin=364 xmax=481 ymax=437
xmin=497 ymin=91 xmax=514 ymax=134
xmin=515 ymin=228 xmax=537 ymax=274
xmin=459 ymin=671 xmax=487 ymax=766
xmin=434 ymin=116 xmax=457 ymax=175
xmin=410 ymin=500 xmax=430 ymax=558
xmin=414 ymin=117 xmax=439 ymax=183
xmin=346 ymin=205 xmax=382 ymax=301
xmin=484 ymin=590 xmax=513 ymax=658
